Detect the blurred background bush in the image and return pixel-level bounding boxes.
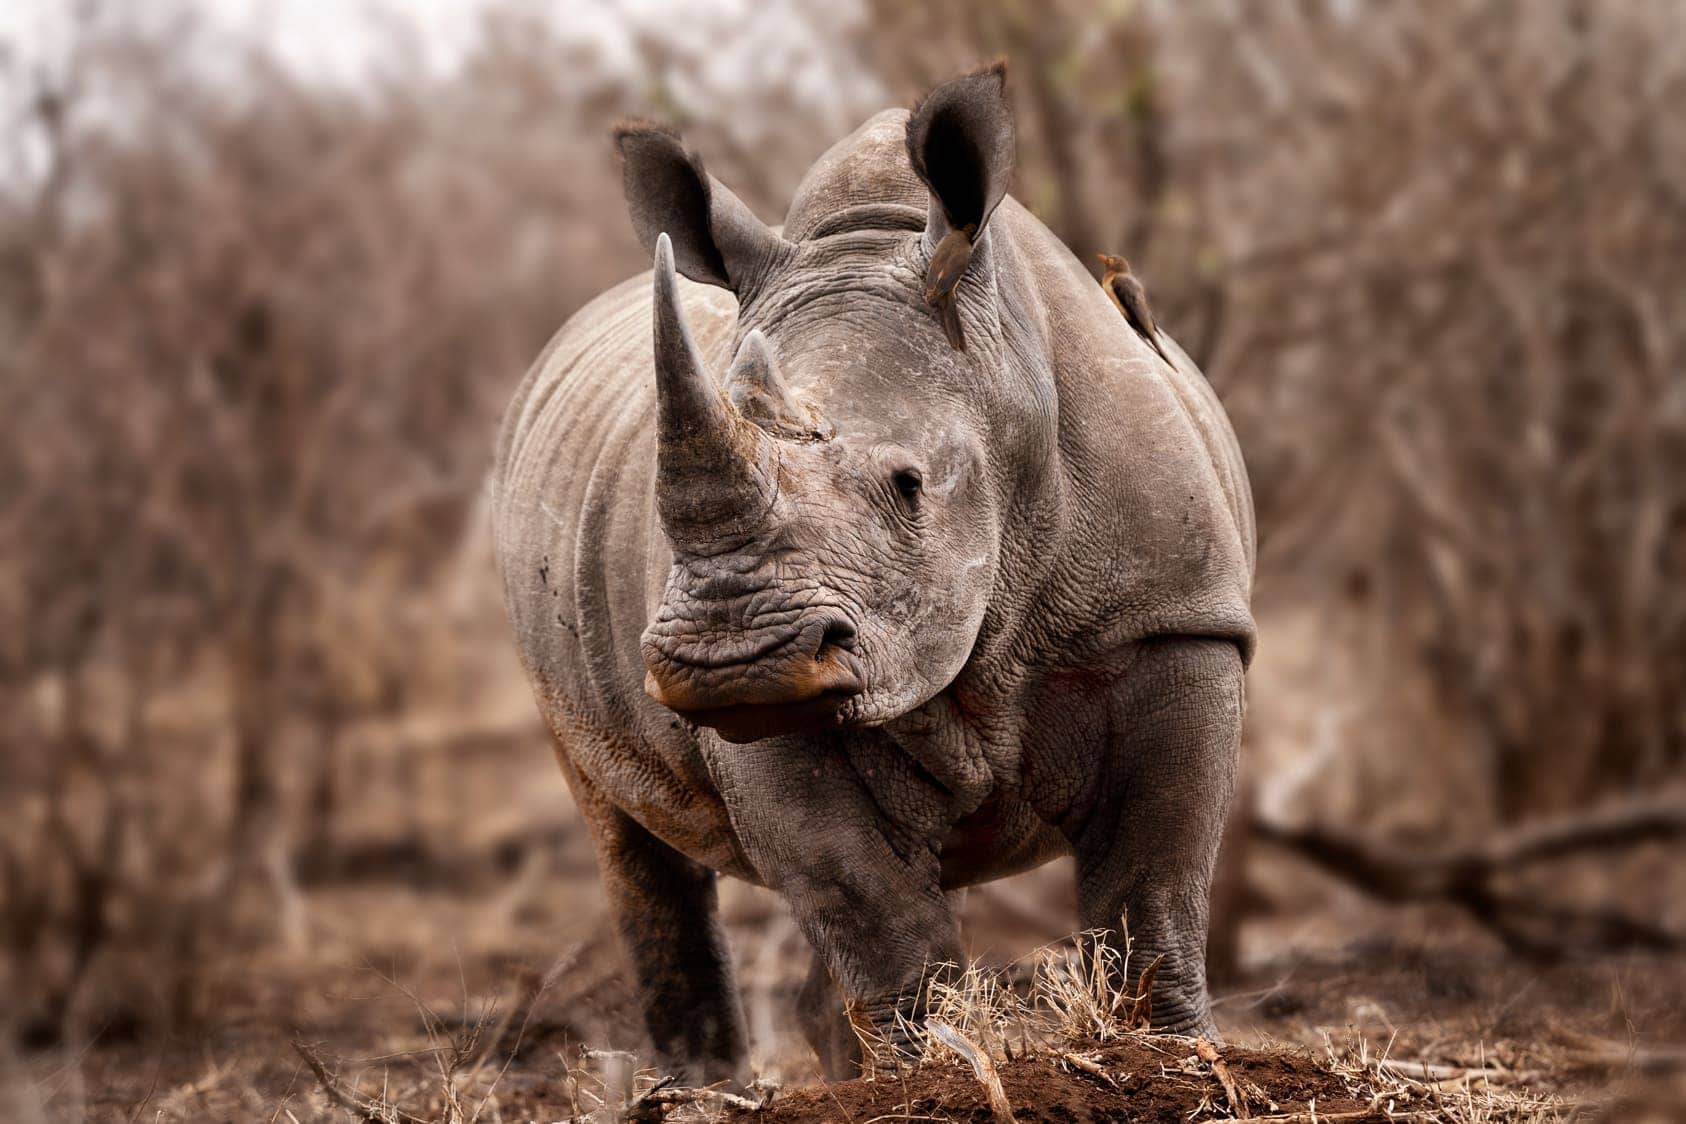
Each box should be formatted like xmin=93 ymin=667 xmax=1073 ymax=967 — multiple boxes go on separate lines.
xmin=2 ymin=0 xmax=1683 ymax=1115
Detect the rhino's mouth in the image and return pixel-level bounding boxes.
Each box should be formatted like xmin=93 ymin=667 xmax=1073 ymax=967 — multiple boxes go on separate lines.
xmin=663 ymin=694 xmax=857 ymax=744
xmin=641 ymin=613 xmax=866 ymax=743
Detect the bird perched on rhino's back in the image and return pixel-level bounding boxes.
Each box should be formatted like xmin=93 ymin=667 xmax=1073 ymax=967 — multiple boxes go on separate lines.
xmin=1098 ymin=253 xmax=1173 ymax=368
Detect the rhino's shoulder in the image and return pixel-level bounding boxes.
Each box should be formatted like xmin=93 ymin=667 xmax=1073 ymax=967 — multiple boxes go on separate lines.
xmin=987 ymin=202 xmax=1256 ymax=658
xmin=494 ymin=272 xmax=738 ymax=499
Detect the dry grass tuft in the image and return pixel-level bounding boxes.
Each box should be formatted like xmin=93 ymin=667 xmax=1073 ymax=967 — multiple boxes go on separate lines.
xmin=1030 ymin=928 xmax=1160 ymax=1044
xmin=923 ymin=959 xmax=1028 ymax=1061
xmin=851 ymin=926 xmax=1576 ymax=1124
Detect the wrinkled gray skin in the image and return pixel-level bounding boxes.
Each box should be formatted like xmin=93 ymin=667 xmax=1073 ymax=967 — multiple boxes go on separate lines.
xmin=492 ymin=70 xmax=1255 ymax=1085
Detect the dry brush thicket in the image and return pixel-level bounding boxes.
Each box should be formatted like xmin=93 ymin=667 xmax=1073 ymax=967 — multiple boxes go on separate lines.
xmin=0 ymin=10 xmax=647 ymax=1045
xmin=1 ymin=0 xmax=1683 ymax=1076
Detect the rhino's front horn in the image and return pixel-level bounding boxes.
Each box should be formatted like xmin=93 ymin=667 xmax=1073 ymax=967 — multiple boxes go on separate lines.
xmin=652 ymin=232 xmax=773 ymax=549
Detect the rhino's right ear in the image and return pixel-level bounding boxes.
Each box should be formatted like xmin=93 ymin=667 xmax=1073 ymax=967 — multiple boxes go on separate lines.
xmin=906 ymin=60 xmax=1016 ymax=245
xmin=614 ymin=122 xmax=787 ymax=294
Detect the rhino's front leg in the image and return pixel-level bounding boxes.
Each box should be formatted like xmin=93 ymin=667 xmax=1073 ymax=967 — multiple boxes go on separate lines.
xmin=1049 ymin=637 xmax=1244 ymax=1038
xmin=708 ymin=730 xmax=961 ymax=1069
xmin=563 ymin=762 xmax=749 ymax=1086
xmin=796 ymin=887 xmax=973 ymax=1079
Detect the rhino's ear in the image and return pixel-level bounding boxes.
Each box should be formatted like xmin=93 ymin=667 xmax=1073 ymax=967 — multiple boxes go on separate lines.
xmin=614 ymin=122 xmax=787 ymax=294
xmin=906 ymin=60 xmax=1016 ymax=244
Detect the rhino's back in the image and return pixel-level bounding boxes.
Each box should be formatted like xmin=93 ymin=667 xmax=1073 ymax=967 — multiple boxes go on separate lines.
xmin=492 ymin=271 xmax=744 ymax=864
xmin=995 ymin=201 xmax=1257 ymax=663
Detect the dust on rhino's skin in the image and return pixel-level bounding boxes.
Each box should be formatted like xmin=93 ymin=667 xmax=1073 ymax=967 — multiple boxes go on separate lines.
xmin=492 ymin=65 xmax=1255 ymax=1084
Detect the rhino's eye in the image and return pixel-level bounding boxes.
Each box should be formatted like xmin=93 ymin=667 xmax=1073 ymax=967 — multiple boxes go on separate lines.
xmin=892 ymin=467 xmax=924 ymax=502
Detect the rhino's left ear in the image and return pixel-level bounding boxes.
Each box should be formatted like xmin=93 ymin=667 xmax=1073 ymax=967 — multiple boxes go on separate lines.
xmin=906 ymin=60 xmax=1016 ymax=245
xmin=614 ymin=121 xmax=788 ymax=294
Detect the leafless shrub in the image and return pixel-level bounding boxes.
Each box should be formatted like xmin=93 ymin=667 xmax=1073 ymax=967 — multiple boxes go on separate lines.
xmin=0 ymin=1 xmax=643 ymax=1044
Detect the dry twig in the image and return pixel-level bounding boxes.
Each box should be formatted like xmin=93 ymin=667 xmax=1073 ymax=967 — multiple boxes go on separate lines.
xmin=1058 ymin=1051 xmax=1116 ymax=1087
xmin=291 ymin=1038 xmax=431 ymax=1124
xmin=925 ymin=1018 xmax=1018 ymax=1124
xmin=1130 ymin=953 xmax=1164 ymax=1029
xmin=1197 ymin=1038 xmax=1251 ymax=1119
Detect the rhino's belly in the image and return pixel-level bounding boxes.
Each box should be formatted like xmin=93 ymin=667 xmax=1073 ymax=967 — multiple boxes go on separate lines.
xmin=938 ymin=790 xmax=1070 ymax=889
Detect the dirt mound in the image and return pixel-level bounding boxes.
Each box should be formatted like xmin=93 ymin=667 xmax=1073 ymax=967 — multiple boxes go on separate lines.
xmin=737 ymin=1037 xmax=1381 ymax=1123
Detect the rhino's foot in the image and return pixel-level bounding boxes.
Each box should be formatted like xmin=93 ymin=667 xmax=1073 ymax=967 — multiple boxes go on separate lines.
xmin=1124 ymin=941 xmax=1219 ymax=1040
xmin=848 ymin=993 xmax=929 ymax=1074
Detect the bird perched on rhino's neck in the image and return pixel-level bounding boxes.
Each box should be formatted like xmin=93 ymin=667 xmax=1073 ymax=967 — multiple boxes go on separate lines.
xmin=1098 ymin=253 xmax=1174 ymax=369
xmin=924 ymin=222 xmax=977 ymax=351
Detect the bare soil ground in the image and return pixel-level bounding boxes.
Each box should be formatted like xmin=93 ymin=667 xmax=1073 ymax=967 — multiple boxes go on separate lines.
xmin=739 ymin=1038 xmax=1378 ymax=1123
xmin=9 ymin=741 xmax=1684 ymax=1121
xmin=20 ymin=864 xmax=1685 ymax=1121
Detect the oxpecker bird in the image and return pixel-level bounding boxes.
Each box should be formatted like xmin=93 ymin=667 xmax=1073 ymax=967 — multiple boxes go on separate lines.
xmin=925 ymin=223 xmax=977 ymax=351
xmin=1098 ymin=253 xmax=1173 ymax=368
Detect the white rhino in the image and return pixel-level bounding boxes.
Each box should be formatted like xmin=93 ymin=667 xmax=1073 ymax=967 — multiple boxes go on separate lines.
xmin=493 ymin=64 xmax=1255 ymax=1082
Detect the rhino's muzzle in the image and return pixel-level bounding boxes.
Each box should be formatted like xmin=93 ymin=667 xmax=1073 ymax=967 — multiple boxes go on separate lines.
xmin=642 ymin=613 xmax=864 ymax=743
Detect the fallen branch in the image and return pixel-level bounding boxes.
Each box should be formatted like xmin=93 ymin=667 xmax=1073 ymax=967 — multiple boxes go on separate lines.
xmin=1383 ymin=1043 xmax=1686 ymax=1084
xmin=1483 ymin=792 xmax=1686 ymax=866
xmin=1256 ymin=791 xmax=1686 ymax=957
xmin=1607 ymin=1045 xmax=1686 ymax=1076
xmin=623 ymin=1074 xmax=675 ymax=1123
xmin=1380 ymin=1059 xmax=1543 ymax=1085
xmin=926 ymin=1018 xmax=1018 ymax=1124
xmin=634 ymin=1083 xmax=769 ymax=1114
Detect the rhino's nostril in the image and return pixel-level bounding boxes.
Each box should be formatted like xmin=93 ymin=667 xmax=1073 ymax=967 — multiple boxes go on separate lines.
xmin=815 ymin=616 xmax=857 ymax=658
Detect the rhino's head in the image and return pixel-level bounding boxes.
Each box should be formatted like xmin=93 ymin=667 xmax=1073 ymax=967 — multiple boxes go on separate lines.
xmin=621 ymin=65 xmax=1048 ymax=744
